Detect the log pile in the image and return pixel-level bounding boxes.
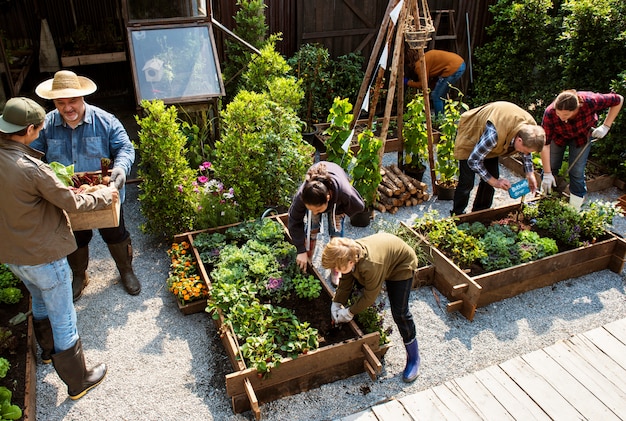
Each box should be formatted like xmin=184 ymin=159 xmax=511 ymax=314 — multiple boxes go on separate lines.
xmin=374 ymin=164 xmax=430 ymax=213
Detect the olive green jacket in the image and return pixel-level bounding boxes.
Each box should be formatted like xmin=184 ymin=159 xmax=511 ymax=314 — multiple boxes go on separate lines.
xmin=333 ymin=233 xmax=418 ymax=315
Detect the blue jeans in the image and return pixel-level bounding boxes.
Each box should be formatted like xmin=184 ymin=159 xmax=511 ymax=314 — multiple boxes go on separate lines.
xmin=7 ymin=259 xmax=79 ymax=352
xmin=385 ymin=278 xmax=415 ymax=344
xmin=431 ymin=62 xmax=466 ymax=115
xmin=549 ymin=140 xmax=591 ymax=197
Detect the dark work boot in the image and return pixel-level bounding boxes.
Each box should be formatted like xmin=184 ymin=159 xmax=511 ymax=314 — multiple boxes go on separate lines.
xmin=403 ymin=338 xmax=421 ymax=383
xmin=107 ymin=237 xmax=141 ymax=295
xmin=67 ymin=246 xmax=89 ymax=302
xmin=33 ymin=318 xmax=54 ymax=364
xmin=51 ymin=339 xmax=107 ymax=400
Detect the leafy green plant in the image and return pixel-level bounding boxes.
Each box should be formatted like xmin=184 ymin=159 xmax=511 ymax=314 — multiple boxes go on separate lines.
xmin=351 ymin=128 xmax=383 ymax=208
xmin=434 ymin=93 xmax=468 ymax=187
xmin=523 ymin=196 xmax=623 ymax=248
xmin=216 ymin=42 xmax=313 ymax=219
xmin=288 ymin=43 xmax=332 ymax=129
xmin=222 ymin=0 xmax=268 ymax=99
xmin=204 ymin=219 xmax=321 ymax=376
xmin=323 ymin=97 xmax=355 ymax=171
xmin=135 ymin=100 xmax=198 ymax=238
xmin=293 ymin=273 xmax=322 ymax=300
xmin=403 ymin=94 xmax=429 ymax=171
xmin=0 ymin=357 xmax=21 ymax=420
xmin=0 ymin=264 xmax=22 ymax=305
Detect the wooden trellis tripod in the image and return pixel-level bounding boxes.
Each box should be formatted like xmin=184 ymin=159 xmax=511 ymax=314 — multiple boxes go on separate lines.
xmin=352 ymin=0 xmax=437 ymax=194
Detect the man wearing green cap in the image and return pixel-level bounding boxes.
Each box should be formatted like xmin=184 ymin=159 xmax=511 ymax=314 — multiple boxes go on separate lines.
xmin=0 ymin=97 xmax=116 ymax=400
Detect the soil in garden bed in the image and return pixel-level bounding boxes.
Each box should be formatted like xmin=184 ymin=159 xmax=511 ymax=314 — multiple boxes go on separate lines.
xmin=0 ymin=282 xmax=30 ymax=412
xmin=260 ymin=289 xmax=356 ymax=349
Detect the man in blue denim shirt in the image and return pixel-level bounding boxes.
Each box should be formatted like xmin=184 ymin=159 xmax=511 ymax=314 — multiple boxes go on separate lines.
xmin=32 ymin=70 xmax=141 ymax=299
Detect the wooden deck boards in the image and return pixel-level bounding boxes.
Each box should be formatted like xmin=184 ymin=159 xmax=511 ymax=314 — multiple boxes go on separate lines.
xmin=338 ymin=318 xmax=626 ymax=421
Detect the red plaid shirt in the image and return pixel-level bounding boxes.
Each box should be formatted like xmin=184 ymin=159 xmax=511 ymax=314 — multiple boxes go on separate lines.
xmin=542 ymin=92 xmax=622 ymax=147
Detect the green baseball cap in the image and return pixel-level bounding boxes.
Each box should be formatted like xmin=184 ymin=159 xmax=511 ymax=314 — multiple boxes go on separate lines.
xmin=0 ymin=97 xmax=46 ymax=134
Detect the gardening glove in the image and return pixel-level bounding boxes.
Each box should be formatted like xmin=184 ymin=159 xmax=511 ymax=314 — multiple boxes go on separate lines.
xmin=336 ymin=307 xmax=354 ymax=324
xmin=110 ymin=167 xmax=126 ymax=190
xmin=591 ymin=124 xmax=610 ymax=139
xmin=331 ymin=302 xmax=343 ymax=322
xmin=541 ymin=172 xmax=556 ymax=195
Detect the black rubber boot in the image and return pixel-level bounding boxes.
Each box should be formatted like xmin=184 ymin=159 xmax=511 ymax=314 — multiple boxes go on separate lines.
xmin=67 ymin=246 xmax=89 ymax=302
xmin=107 ymin=237 xmax=141 ymax=295
xmin=32 ymin=318 xmax=54 ymax=364
xmin=51 ymin=339 xmax=107 ymax=400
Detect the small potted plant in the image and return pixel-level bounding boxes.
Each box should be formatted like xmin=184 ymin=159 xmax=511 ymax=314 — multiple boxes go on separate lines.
xmin=402 ymin=95 xmax=430 ymax=181
xmin=350 ymin=128 xmax=383 ymax=227
xmin=434 ymin=92 xmax=468 ymax=199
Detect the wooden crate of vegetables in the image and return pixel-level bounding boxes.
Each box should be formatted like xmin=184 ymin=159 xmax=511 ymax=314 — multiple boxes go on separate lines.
xmin=407 ymin=198 xmax=626 ymax=321
xmin=51 ymin=158 xmax=120 ymax=231
xmin=172 ymin=215 xmax=390 ymax=419
xmin=66 ymin=170 xmax=120 ymax=231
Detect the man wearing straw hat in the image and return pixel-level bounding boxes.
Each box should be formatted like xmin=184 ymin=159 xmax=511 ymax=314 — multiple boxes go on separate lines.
xmin=32 ymin=70 xmax=141 ymax=299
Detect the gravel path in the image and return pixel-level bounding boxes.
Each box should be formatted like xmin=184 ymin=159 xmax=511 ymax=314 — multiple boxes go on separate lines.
xmin=35 ymin=158 xmax=626 ymax=421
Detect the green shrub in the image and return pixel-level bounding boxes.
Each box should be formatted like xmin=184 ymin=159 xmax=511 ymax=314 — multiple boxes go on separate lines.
xmin=135 ymin=100 xmax=198 ymax=238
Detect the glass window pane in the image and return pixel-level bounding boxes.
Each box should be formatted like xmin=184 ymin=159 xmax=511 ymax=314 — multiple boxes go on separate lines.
xmin=128 ymin=25 xmax=223 ymax=103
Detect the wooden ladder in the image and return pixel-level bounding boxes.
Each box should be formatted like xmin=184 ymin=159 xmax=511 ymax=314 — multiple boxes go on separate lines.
xmin=428 ymin=9 xmax=459 ymax=52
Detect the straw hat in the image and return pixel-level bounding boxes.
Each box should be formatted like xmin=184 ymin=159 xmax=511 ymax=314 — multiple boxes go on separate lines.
xmin=35 ymin=70 xmax=97 ymax=100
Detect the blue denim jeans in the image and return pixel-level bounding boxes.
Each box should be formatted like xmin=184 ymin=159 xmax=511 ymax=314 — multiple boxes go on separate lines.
xmin=549 ymin=140 xmax=591 ymax=198
xmin=385 ymin=278 xmax=415 ymax=344
xmin=431 ymin=61 xmax=466 ymax=115
xmin=7 ymin=259 xmax=79 ymax=352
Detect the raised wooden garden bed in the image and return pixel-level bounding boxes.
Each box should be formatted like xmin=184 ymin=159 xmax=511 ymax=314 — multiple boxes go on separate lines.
xmin=498 ymin=155 xmax=542 ymax=186
xmin=176 ymin=215 xmax=389 ymax=419
xmin=408 ymin=202 xmax=626 ymax=321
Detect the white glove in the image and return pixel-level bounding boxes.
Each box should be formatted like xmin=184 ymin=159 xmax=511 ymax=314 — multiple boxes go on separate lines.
xmin=110 ymin=167 xmax=126 ymax=190
xmin=336 ymin=307 xmax=354 ymax=324
xmin=591 ymin=124 xmax=610 ymax=139
xmin=331 ymin=302 xmax=343 ymax=322
xmin=541 ymin=173 xmax=556 ymax=195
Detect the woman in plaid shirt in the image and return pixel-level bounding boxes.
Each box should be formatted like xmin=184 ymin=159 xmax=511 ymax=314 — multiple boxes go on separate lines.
xmin=540 ymin=90 xmax=623 ymax=210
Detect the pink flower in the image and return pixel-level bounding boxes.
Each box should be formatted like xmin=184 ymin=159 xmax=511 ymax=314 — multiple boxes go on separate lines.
xmin=197 ymin=176 xmax=209 ymax=184
xmin=177 ymin=185 xmax=184 ymax=193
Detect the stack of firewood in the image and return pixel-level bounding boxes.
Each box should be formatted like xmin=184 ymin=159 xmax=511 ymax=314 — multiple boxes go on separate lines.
xmin=374 ymin=164 xmax=430 ymax=213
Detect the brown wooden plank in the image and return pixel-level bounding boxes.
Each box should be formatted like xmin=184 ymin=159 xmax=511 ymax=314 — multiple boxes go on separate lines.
xmin=475 ymin=365 xmax=550 ymax=420
xmin=521 ymin=349 xmax=619 ymax=420
xmin=499 ymin=356 xmax=584 ymax=419
xmin=582 ymin=326 xmax=626 ymax=371
xmin=446 ymin=376 xmax=513 ymax=420
xmin=225 ymin=334 xmax=382 ymax=396
xmin=400 ymin=387 xmax=467 ymax=421
xmin=565 ymin=334 xmax=626 ymax=391
xmin=371 ymin=398 xmax=413 ymax=420
xmin=544 ymin=341 xmax=626 ymax=417
xmin=603 ymin=318 xmax=626 ymax=345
